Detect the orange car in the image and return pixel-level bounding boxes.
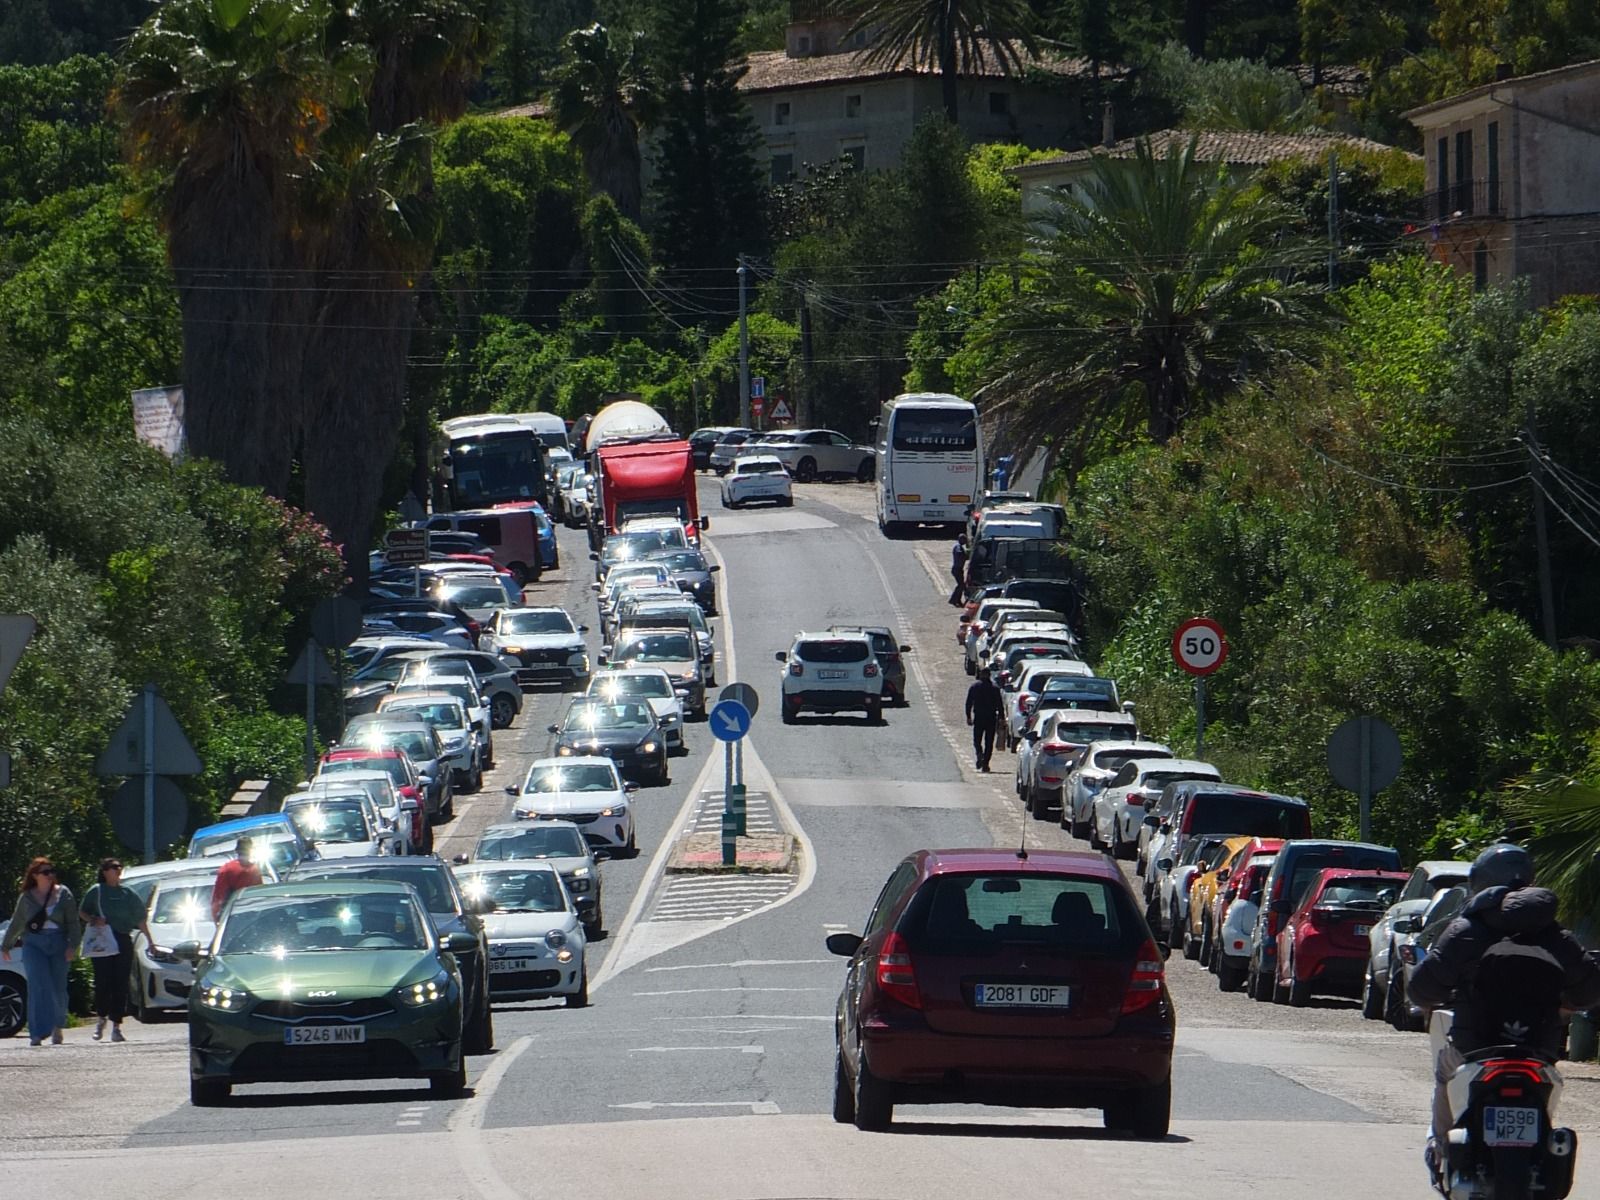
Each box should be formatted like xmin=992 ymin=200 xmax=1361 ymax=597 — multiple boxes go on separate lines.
xmin=1182 ymin=836 xmax=1284 ymax=962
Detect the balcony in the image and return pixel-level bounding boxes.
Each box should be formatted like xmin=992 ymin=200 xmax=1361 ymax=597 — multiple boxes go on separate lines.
xmin=1423 ymin=179 xmax=1504 ymax=221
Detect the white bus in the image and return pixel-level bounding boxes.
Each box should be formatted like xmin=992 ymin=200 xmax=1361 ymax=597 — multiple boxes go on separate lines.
xmin=874 ymin=393 xmax=983 ymax=536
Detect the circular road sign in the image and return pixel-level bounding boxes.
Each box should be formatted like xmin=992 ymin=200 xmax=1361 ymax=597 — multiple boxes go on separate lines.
xmin=1327 ymin=715 xmax=1403 ymax=794
xmin=718 ymin=682 xmax=760 ymax=719
xmin=1171 ymin=617 xmax=1229 ymax=676
xmin=107 ymin=776 xmax=188 ymax=854
xmin=709 ymin=699 xmax=752 ymax=742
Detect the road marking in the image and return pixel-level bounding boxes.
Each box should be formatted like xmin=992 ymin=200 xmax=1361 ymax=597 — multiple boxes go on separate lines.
xmin=631 ymin=987 xmax=828 ymax=996
xmin=450 ymin=800 xmax=476 ymax=823
xmin=628 ymin=1045 xmax=765 ymax=1054
xmin=652 ymin=1013 xmax=833 ymax=1022
xmin=608 ymin=1100 xmax=781 ymax=1113
xmin=642 ymin=958 xmax=832 ymax=972
xmin=447 ymin=1034 xmax=537 ymax=1200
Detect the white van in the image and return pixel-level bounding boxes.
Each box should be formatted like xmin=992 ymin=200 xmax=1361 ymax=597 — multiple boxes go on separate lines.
xmin=424 ymin=509 xmax=543 ymax=583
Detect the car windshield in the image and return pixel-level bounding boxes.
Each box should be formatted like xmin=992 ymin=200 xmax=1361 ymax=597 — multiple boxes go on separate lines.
xmin=891 ymin=407 xmax=977 ymax=451
xmin=522 ymin=763 xmax=618 ymax=793
xmin=618 ymin=499 xmax=688 ymax=523
xmin=438 ymin=583 xmax=507 ymax=608
xmin=591 ymin=674 xmax=673 ymax=700
xmin=1038 ymin=684 xmax=1117 ymax=713
xmin=218 ymin=892 xmax=429 ymax=953
xmin=1092 ymin=750 xmax=1142 ymax=770
xmin=1050 ymin=721 xmax=1133 ymax=744
xmin=500 ymin=610 xmax=575 ymax=636
xmin=475 ymin=826 xmax=588 ymax=860
xmin=565 ymin=702 xmax=652 ymax=731
xmin=150 ymin=883 xmax=214 ymax=926
xmin=796 ymin=640 xmax=870 ymax=663
xmin=294 ymin=864 xmax=455 ymax=913
xmin=350 ymin=728 xmax=434 ymax=762
xmin=903 ymin=873 xmax=1135 ymax=953
xmin=322 ymin=756 xmax=409 ymax=787
xmin=384 ymin=700 xmax=466 ymax=730
xmin=1190 ymin=796 xmax=1308 ymax=839
xmin=458 ymin=869 xmax=568 ymax=914
xmin=629 ymin=607 xmax=706 ymax=634
xmin=617 ymin=634 xmax=695 ymax=663
xmin=284 ymin=801 xmax=371 ymax=843
xmin=655 ymin=552 xmax=709 ymax=572
xmin=396 ymin=680 xmax=478 ymax=710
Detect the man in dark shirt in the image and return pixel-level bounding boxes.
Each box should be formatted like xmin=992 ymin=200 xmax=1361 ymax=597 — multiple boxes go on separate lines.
xmin=210 ymin=837 xmax=264 ymax=921
xmin=948 ymin=535 xmax=968 ymax=607
xmin=964 ymin=667 xmax=1003 ymax=772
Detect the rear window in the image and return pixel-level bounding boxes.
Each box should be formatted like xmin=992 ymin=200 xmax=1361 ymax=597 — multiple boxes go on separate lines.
xmin=901 ymin=873 xmax=1139 ymax=954
xmin=739 ymin=460 xmax=785 ymax=474
xmin=1284 ymin=850 xmax=1402 ymax=904
xmin=796 ymin=640 xmax=870 ymax=663
xmin=1052 ymin=720 xmax=1134 ymax=744
xmin=1315 ymin=876 xmax=1402 ymax=908
xmin=1186 ymin=794 xmax=1309 ymax=839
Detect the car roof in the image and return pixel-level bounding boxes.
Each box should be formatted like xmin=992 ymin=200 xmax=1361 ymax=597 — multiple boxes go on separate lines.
xmin=1175 ymin=781 xmax=1305 ymax=806
xmin=149 ymin=871 xmax=221 ymax=890
xmin=481 ymin=820 xmax=582 ymax=835
xmin=795 ymin=630 xmax=872 ymax=642
xmin=594 ymin=666 xmax=674 ymax=679
xmin=828 ymin=624 xmax=893 ymax=637
xmin=1084 ymin=740 xmax=1166 ymax=754
xmin=381 ymin=691 xmax=466 ymax=706
xmin=526 ymin=755 xmax=616 ymax=769
xmin=1272 ymin=838 xmax=1397 ymax=856
xmin=192 ymin=813 xmax=295 ymax=839
xmin=1417 ymin=860 xmax=1472 ymax=876
xmin=500 ymin=605 xmax=573 ymax=615
xmin=292 ymin=854 xmax=445 ymax=870
xmin=324 ymin=747 xmax=405 ymax=760
xmin=1138 ymin=758 xmax=1215 ymax=773
xmin=121 ymin=857 xmax=217 ymax=880
xmin=735 ymin=455 xmax=785 ymax=467
xmin=245 ymin=879 xmax=416 ymax=897
xmin=456 ymin=860 xmax=560 ymax=875
xmin=1314 ymin=867 xmax=1410 ymax=881
xmin=915 ymin=847 xmax=1126 ymax=882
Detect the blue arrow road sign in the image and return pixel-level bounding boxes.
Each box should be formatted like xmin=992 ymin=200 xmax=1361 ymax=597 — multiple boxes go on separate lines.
xmin=709 ymin=699 xmax=752 ymax=742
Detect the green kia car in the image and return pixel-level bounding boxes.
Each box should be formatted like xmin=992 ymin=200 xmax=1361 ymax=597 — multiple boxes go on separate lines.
xmin=182 ymin=880 xmax=471 ymax=1106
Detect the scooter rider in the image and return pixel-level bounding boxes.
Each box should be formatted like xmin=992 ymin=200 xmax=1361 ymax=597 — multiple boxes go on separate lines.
xmin=1408 ymin=843 xmax=1600 ymax=1189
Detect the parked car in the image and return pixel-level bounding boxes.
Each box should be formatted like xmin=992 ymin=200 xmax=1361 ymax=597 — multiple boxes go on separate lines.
xmin=690 ymin=425 xmax=752 ymax=471
xmin=393 ymin=648 xmax=524 ymax=729
xmin=1213 ymin=854 xmax=1277 ymax=992
xmin=828 ymin=624 xmax=911 ymax=707
xmin=1005 ymin=659 xmax=1093 ymax=748
xmin=708 ymin=429 xmax=758 ymax=474
xmin=826 ymin=847 xmax=1173 ymax=1135
xmin=1245 ymin=840 xmax=1404 ymax=1002
xmin=721 ymin=455 xmax=794 ymax=508
xmin=457 ymin=862 xmax=589 ymax=1006
xmin=1384 ymin=884 xmax=1469 ymax=1031
xmin=1273 ymin=868 xmax=1410 ymax=1006
xmin=777 ymin=631 xmax=885 ymax=724
xmin=1183 ymin=836 xmax=1284 ymax=967
xmin=1360 ymin=859 xmax=1471 ymax=1021
xmin=0 ymin=924 xmax=24 ymax=1037
xmin=1015 ymin=710 xmax=1139 ymax=820
xmin=1149 ymin=835 xmax=1231 ymax=948
xmin=1145 ymin=783 xmax=1311 ymax=908
xmin=130 ymin=869 xmax=219 ymax=1022
xmin=1060 ymin=740 xmax=1172 ymax=837
xmin=1093 ymin=758 xmax=1222 ymax=859
xmin=960 ymin=598 xmax=1040 ymax=666
xmin=466 ymin=821 xmax=603 ymax=936
xmin=765 ymin=428 xmax=875 ymax=483
xmin=505 ymin=755 xmax=638 ymax=857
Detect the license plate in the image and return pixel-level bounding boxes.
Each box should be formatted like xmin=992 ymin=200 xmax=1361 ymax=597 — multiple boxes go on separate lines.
xmin=284 ymin=1025 xmax=366 ymax=1045
xmin=922 ymin=509 xmax=942 ymax=519
xmin=973 ymin=983 xmax=1070 ymax=1009
xmin=490 ymin=958 xmax=533 ymax=973
xmin=1354 ymin=925 xmax=1370 ymax=936
xmin=818 ymin=669 xmax=848 ymax=679
xmin=1484 ymin=1106 xmax=1539 ymax=1147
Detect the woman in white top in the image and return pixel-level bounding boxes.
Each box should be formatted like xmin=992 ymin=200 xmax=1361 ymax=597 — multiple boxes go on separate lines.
xmin=1 ymin=857 xmax=80 ymax=1045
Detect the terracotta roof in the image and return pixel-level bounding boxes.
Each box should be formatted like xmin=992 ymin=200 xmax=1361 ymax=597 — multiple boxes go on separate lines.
xmin=1403 ymin=57 xmax=1600 ymax=121
xmin=739 ymin=47 xmax=1111 ymax=93
xmin=1009 ymin=128 xmax=1412 ymax=175
xmin=489 ymin=100 xmax=552 ymax=119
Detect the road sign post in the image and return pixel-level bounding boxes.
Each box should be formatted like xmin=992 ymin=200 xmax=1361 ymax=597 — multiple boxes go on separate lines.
xmin=95 ymin=684 xmax=202 ymax=861
xmin=385 ymin=528 xmax=430 ymax=566
xmin=1327 ymin=715 xmax=1402 ymax=842
xmin=1171 ymin=617 xmax=1229 ymax=758
xmin=710 ymin=694 xmax=756 ymax=858
xmin=287 ymin=638 xmax=337 ymax=777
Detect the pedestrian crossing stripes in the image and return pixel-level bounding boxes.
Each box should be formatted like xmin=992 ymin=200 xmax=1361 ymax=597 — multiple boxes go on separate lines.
xmin=651 ymin=874 xmax=795 ymax=922
xmin=689 ymin=789 xmax=780 ymax=835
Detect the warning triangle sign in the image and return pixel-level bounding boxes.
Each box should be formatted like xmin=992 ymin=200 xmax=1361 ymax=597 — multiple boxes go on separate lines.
xmin=769 ymin=398 xmax=793 ymax=423
xmin=96 ymin=684 xmax=203 ymax=776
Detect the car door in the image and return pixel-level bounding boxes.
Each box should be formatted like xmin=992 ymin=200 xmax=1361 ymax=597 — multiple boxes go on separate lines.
xmin=820 ymin=431 xmax=852 ymax=474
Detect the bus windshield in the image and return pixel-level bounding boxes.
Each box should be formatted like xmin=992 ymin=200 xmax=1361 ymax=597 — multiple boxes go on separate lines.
xmin=892 ymin=408 xmax=977 ymax=452
xmin=448 ymin=431 xmax=546 ymax=507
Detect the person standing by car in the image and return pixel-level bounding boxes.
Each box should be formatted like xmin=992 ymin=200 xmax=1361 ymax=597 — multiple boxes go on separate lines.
xmin=965 ymin=667 xmax=1003 ymax=772
xmin=80 ymin=858 xmax=153 ymax=1042
xmin=1 ymin=858 xmax=80 ymax=1046
xmin=949 ymin=534 xmax=968 ymax=607
xmin=210 ymin=837 xmax=263 ymax=921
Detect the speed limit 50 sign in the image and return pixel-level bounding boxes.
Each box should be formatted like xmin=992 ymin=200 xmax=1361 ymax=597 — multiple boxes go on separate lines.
xmin=1172 ymin=617 xmax=1229 ymax=676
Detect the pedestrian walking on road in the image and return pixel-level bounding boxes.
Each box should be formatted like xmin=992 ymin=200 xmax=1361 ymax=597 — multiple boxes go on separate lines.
xmin=1 ymin=857 xmax=80 ymax=1046
xmin=210 ymin=837 xmax=263 ymax=922
xmin=949 ymin=534 xmax=968 ymax=606
xmin=80 ymin=858 xmax=153 ymax=1042
xmin=965 ymin=667 xmax=1004 ymax=772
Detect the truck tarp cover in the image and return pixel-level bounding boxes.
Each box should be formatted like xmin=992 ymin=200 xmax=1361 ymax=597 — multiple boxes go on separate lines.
xmin=597 ymin=442 xmax=693 ymax=491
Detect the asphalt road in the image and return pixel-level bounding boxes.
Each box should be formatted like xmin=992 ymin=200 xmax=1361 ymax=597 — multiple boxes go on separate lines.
xmin=6 ymin=476 xmax=1600 ymax=1199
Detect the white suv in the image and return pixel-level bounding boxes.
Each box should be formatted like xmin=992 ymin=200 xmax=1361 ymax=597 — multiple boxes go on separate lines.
xmin=776 ymin=632 xmax=885 ymax=724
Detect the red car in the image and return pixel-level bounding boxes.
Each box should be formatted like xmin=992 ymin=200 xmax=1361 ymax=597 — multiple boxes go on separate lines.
xmin=827 ymin=848 xmax=1174 ymax=1135
xmin=1274 ymin=867 xmax=1409 ymax=1006
xmin=318 ymin=748 xmax=431 ymax=852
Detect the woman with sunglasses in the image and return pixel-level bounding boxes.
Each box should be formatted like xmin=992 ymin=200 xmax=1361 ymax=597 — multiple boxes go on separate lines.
xmin=80 ymin=858 xmax=151 ymax=1042
xmin=1 ymin=857 xmax=81 ymax=1045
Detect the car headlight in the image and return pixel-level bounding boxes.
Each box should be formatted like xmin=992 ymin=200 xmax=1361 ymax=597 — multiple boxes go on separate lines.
xmin=640 ymin=741 xmax=658 ymax=754
xmin=545 ymin=929 xmax=567 ymax=949
xmin=501 ymin=644 xmax=526 ymax=655
xmin=569 ymin=652 xmax=589 ymax=669
xmin=567 ymin=877 xmax=591 ymax=894
xmin=148 ymin=944 xmax=182 ymax=965
xmin=598 ymin=805 xmax=625 ymax=817
xmin=557 ymin=745 xmax=574 ymax=756
xmin=571 ymin=866 xmax=590 ymax=878
xmin=200 ymin=984 xmax=249 ymax=1011
xmin=400 ymin=971 xmax=451 ymax=1007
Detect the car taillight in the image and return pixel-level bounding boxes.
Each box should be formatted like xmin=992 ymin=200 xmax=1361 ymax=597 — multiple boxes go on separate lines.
xmin=1039 ymin=774 xmax=1063 ymax=784
xmin=1020 ymin=695 xmax=1036 ymax=712
xmin=1121 ymin=939 xmax=1165 ymax=1015
xmin=466 ymin=619 xmax=481 ymax=638
xmin=876 ymin=931 xmax=921 ymax=1009
xmin=864 ymin=662 xmax=879 ymax=677
xmin=789 ymin=663 xmax=804 ymax=676
xmin=1041 ymin=741 xmax=1072 ymax=755
xmin=400 ymin=785 xmax=419 ymax=799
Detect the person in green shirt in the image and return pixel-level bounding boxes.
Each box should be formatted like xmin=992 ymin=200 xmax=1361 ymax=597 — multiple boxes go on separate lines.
xmin=80 ymin=858 xmax=153 ymax=1042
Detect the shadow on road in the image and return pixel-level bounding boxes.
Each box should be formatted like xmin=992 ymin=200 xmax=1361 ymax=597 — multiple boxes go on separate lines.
xmin=224 ymin=1085 xmax=477 ymax=1108
xmin=887 ymin=1121 xmax=1193 ymax=1143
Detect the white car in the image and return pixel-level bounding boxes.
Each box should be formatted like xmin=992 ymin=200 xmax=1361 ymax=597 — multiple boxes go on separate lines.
xmin=777 ymin=630 xmax=885 ymax=723
xmin=721 ymin=455 xmax=794 ymax=508
xmin=1004 ymin=659 xmax=1093 ymax=747
xmin=1015 ymin=709 xmax=1139 ymax=821
xmin=479 ymin=605 xmax=591 ymax=690
xmin=131 ymin=870 xmax=219 ymax=1021
xmin=1094 ymin=757 xmax=1219 ymax=859
xmin=1065 ymin=741 xmax=1173 ymax=840
xmin=0 ymin=921 xmax=26 ymax=1037
xmin=962 ymin=598 xmax=1041 ymax=672
xmin=455 ymin=862 xmax=590 ymax=1006
xmin=508 ymin=756 xmax=637 ymax=856
xmin=1215 ymin=859 xmax=1275 ymax=991
xmin=761 ymin=428 xmax=874 ymax=483
xmin=392 ymin=666 xmax=493 ymax=756
xmin=562 ymin=471 xmax=592 ymax=527
xmin=588 ymin=668 xmax=685 ymax=750
xmin=981 ymin=628 xmax=1079 ymax=681
xmin=298 ymin=772 xmax=420 ymax=855
xmin=1362 ymin=859 xmax=1470 ymax=1019
xmin=280 ymin=793 xmax=399 ymax=858
xmin=974 ymin=619 xmax=1071 ymax=676
xmin=378 ymin=691 xmax=483 ymax=790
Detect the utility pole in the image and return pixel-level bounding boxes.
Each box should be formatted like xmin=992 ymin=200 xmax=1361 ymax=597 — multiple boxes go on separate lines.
xmin=1327 ymin=151 xmax=1340 ymax=291
xmin=737 ymin=257 xmax=750 ymax=429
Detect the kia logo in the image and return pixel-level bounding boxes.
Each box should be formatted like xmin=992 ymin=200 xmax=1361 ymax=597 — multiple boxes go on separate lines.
xmin=308 ymin=989 xmax=338 ymax=998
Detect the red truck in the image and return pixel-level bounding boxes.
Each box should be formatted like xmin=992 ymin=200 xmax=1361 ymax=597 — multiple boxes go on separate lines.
xmin=584 ymin=400 xmax=706 ymax=547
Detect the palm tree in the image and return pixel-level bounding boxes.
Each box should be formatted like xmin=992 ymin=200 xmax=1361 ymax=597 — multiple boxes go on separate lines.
xmin=114 ymin=0 xmax=342 ymax=495
xmin=841 ymin=0 xmax=1039 ymax=123
xmin=972 ymin=136 xmax=1327 ymax=470
xmin=550 ymin=23 xmax=656 ymax=223
xmin=1503 ymin=775 xmax=1600 ymax=925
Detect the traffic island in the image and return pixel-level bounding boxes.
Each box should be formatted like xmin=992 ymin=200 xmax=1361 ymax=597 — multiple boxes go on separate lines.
xmin=666 ymin=831 xmax=797 ymax=874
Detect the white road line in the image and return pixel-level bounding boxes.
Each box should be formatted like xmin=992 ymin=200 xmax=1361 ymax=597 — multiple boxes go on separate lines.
xmin=608 ymin=1100 xmax=780 ymax=1113
xmin=642 ymin=958 xmax=832 ymax=972
xmin=627 ymin=1045 xmax=765 ymax=1054
xmin=447 ymin=1034 xmax=537 ymax=1200
xmin=651 ymin=1013 xmax=833 ymax=1022
xmin=632 ymin=987 xmax=827 ymax=996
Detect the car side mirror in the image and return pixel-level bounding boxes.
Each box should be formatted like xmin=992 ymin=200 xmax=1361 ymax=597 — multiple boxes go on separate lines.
xmin=505 ymin=784 xmax=518 ymax=796
xmin=1248 ymin=889 xmax=1264 ymax=906
xmin=547 ymin=724 xmax=560 ymax=733
xmin=590 ymin=582 xmax=601 ymax=590
xmin=399 ymin=799 xmax=420 ymax=813
xmin=589 ymin=551 xmax=599 ymax=560
xmin=452 ymin=853 xmax=470 ymax=865
xmin=1156 ymin=858 xmax=1173 ymax=872
xmin=1026 ymin=729 xmax=1040 ymax=742
xmin=623 ymin=782 xmax=640 ymax=794
xmin=1270 ymin=898 xmax=1292 ymax=916
xmin=825 ymin=932 xmax=864 ymax=957
xmin=1394 ymin=915 xmax=1422 ymax=935
xmin=172 ymin=940 xmax=205 ymax=963
xmin=709 ymin=564 xmax=722 ymax=573
xmin=578 ymin=624 xmax=590 ymax=633
xmin=774 ymin=651 xmax=786 ymax=663
xmin=1122 ymin=700 xmax=1136 ymax=714
xmin=699 ymin=516 xmax=710 ymax=530
xmin=899 ymin=645 xmax=912 ymax=653
xmin=445 ymin=931 xmax=479 ymax=954
xmin=1216 ymin=868 xmax=1231 ymax=883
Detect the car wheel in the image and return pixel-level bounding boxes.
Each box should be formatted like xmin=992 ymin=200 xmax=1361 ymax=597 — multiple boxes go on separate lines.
xmin=795 ymin=457 xmax=817 ymax=483
xmin=1199 ymin=920 xmax=1214 ymax=969
xmin=0 ymin=976 xmax=26 ymax=1038
xmin=832 ymin=1050 xmax=856 ymax=1124
xmin=190 ymin=1077 xmax=230 ymax=1107
xmin=781 ymin=699 xmax=798 ymax=725
xmin=1069 ymin=811 xmax=1090 ymax=841
xmin=624 ymin=824 xmax=638 ymax=858
xmin=856 ymin=459 xmax=874 ymax=483
xmin=1104 ymin=1078 xmax=1170 ymax=1139
xmin=1182 ymin=923 xmax=1202 ymax=961
xmin=852 ymin=1047 xmax=893 ymax=1131
xmin=464 ymin=985 xmax=494 ymax=1054
xmin=1087 ymin=816 xmax=1104 ymax=851
xmin=1217 ymin=958 xmax=1246 ymax=992
xmin=866 ymin=700 xmax=883 ymax=725
xmin=1272 ymin=969 xmax=1291 ymax=1005
xmin=1288 ymin=975 xmax=1311 ymax=1007
xmin=491 ymin=693 xmax=516 ymax=729
xmin=471 ymin=763 xmax=484 ymax=794
xmin=1361 ymin=965 xmax=1384 ymax=1020
xmin=565 ymin=968 xmax=589 ymax=1009
xmin=655 ymin=757 xmax=670 ymax=786
xmin=430 ymin=1062 xmax=467 ymax=1097
xmin=484 ymin=735 xmax=495 ymax=767
xmin=1166 ymin=904 xmax=1185 ymax=953
xmin=1384 ymin=963 xmax=1408 ymax=1029
xmin=780 ymin=495 xmax=794 ymax=507
xmin=441 ymin=792 xmax=455 ymax=821
xmin=1248 ymin=960 xmax=1272 ymax=1001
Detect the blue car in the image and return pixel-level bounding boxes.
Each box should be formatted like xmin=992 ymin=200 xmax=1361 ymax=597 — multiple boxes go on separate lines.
xmin=188 ymin=813 xmax=317 ymax=875
xmin=534 ymin=505 xmax=559 ymax=570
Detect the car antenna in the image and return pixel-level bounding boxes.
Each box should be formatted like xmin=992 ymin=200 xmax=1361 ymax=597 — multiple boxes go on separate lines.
xmin=1017 ymin=812 xmax=1029 ymax=861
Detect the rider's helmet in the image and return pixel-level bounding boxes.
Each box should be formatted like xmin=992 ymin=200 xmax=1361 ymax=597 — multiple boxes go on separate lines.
xmin=1467 ymin=843 xmax=1534 ymax=896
